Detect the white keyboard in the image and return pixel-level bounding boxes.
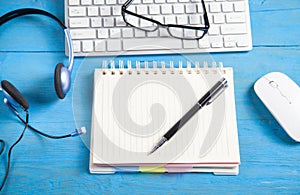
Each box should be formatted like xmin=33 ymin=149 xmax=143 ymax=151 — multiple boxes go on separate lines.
xmin=65 ymin=0 xmax=252 ymax=56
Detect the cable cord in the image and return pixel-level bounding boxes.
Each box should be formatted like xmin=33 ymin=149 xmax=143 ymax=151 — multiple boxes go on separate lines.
xmin=0 ymin=139 xmax=5 ymax=156
xmin=0 ymin=111 xmax=29 ymax=191
xmin=16 ymin=114 xmax=72 ymax=139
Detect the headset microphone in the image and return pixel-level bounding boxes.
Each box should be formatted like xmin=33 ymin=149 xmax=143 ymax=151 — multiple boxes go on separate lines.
xmin=0 ymin=8 xmax=82 ymax=191
xmin=1 ymin=80 xmax=29 ymax=111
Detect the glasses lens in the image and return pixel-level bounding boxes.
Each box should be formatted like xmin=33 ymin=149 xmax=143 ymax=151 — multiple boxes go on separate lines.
xmin=124 ymin=12 xmax=158 ymax=31
xmin=168 ymin=27 xmax=206 ymax=39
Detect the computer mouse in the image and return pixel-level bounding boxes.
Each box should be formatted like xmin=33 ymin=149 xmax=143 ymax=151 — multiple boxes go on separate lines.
xmin=254 ymin=72 xmax=300 ymax=142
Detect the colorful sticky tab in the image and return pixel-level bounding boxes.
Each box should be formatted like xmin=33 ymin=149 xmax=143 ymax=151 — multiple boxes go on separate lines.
xmin=139 ymin=166 xmax=166 ymax=173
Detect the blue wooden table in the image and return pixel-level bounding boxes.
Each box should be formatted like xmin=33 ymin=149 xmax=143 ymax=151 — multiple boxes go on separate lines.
xmin=1 ymin=0 xmax=300 ymax=194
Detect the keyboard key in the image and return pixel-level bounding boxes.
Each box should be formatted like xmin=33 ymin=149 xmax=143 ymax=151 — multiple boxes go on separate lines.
xmin=81 ymin=0 xmax=92 ymax=5
xmin=106 ymin=0 xmax=117 ymax=4
xmin=70 ymin=29 xmax=96 ymax=39
xmin=173 ymin=5 xmax=184 ymax=14
xmin=112 ymin=6 xmax=122 ymax=16
xmin=222 ymin=2 xmax=233 ymax=12
xmin=152 ymin=16 xmax=164 ymax=24
xmin=176 ymin=15 xmax=188 ymax=25
xmin=91 ymin=17 xmax=102 ymax=27
xmin=234 ymin=2 xmax=245 ymax=12
xmin=69 ymin=7 xmax=86 ymax=16
xmin=115 ymin=17 xmax=127 ymax=26
xmin=123 ymin=38 xmax=182 ymax=50
xmin=88 ymin=6 xmax=99 ymax=16
xmin=69 ymin=0 xmax=80 ymax=5
xmin=122 ymin=28 xmax=134 ymax=38
xmin=72 ymin=40 xmax=81 ymax=52
xmin=161 ymin=4 xmax=172 ymax=14
xmin=94 ymin=0 xmax=104 ymax=4
xmin=209 ymin=3 xmax=221 ymax=13
xmin=110 ymin=28 xmax=122 ymax=38
xmin=165 ymin=15 xmax=176 ymax=24
xmin=198 ymin=36 xmax=210 ymax=48
xmin=197 ymin=4 xmax=204 ymax=13
xmin=147 ymin=31 xmax=159 ymax=37
xmin=95 ymin=40 xmax=106 ymax=51
xmin=237 ymin=40 xmax=248 ymax=47
xmin=103 ymin=18 xmax=114 ymax=27
xmin=100 ymin=6 xmax=111 ymax=16
xmin=82 ymin=40 xmax=94 ymax=52
xmin=220 ymin=24 xmax=247 ymax=34
xmin=209 ymin=36 xmax=222 ymax=46
xmin=149 ymin=5 xmax=160 ymax=15
xmin=107 ymin=40 xmax=122 ymax=51
xmin=143 ymin=0 xmax=153 ymax=3
xmin=211 ymin=42 xmax=223 ymax=48
xmin=223 ymin=34 xmax=248 ymax=43
xmin=185 ymin=4 xmax=197 ymax=14
xmin=183 ymin=40 xmax=198 ymax=49
xmin=224 ymin=41 xmax=236 ymax=48
xmin=226 ymin=13 xmax=245 ymax=23
xmin=208 ymin=26 xmax=220 ymax=35
xmin=189 ymin=14 xmax=201 ymax=25
xmin=213 ymin=14 xmax=225 ymax=24
xmin=135 ymin=29 xmax=146 ymax=37
xmin=69 ymin=18 xmax=90 ymax=28
xmin=159 ymin=28 xmax=169 ymax=37
xmin=132 ymin=0 xmax=141 ymax=4
xmin=137 ymin=5 xmax=148 ymax=15
xmin=98 ymin=29 xmax=109 ymax=38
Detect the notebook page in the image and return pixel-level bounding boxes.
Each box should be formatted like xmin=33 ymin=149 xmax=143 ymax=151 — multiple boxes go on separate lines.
xmin=91 ymin=67 xmax=239 ymax=165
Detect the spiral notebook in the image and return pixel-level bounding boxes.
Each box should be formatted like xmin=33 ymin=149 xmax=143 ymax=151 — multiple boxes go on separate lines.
xmin=89 ymin=60 xmax=240 ymax=175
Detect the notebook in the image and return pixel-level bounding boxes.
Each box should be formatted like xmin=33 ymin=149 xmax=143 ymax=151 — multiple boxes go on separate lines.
xmin=89 ymin=60 xmax=240 ymax=175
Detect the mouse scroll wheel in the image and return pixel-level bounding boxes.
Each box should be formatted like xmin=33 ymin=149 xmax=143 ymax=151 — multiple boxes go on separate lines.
xmin=269 ymin=81 xmax=278 ymax=88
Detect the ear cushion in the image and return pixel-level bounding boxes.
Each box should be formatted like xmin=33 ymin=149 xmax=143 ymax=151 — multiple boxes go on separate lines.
xmin=1 ymin=80 xmax=29 ymax=111
xmin=54 ymin=63 xmax=66 ymax=99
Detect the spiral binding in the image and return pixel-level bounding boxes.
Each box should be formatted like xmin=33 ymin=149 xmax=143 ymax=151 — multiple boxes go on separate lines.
xmin=100 ymin=60 xmax=226 ymax=75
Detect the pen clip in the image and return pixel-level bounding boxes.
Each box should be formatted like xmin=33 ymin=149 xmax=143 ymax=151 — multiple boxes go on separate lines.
xmin=207 ymin=83 xmax=228 ymax=105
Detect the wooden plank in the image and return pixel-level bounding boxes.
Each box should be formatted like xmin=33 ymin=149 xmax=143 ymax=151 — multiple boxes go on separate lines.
xmin=249 ymin=0 xmax=300 ymax=11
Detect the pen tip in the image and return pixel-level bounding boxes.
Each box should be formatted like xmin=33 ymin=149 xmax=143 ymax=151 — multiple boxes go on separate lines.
xmin=148 ymin=146 xmax=158 ymax=156
xmin=148 ymin=137 xmax=167 ymax=155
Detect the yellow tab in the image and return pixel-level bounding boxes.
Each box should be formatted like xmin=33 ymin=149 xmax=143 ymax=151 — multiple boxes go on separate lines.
xmin=139 ymin=166 xmax=166 ymax=173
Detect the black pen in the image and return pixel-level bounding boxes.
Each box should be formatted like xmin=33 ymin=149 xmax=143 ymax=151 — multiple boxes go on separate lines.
xmin=148 ymin=77 xmax=228 ymax=155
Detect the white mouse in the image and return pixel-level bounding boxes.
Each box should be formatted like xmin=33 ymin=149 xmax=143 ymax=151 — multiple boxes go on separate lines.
xmin=254 ymin=72 xmax=300 ymax=142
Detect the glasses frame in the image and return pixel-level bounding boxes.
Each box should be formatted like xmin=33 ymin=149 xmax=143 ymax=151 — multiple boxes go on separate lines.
xmin=121 ymin=0 xmax=210 ymax=40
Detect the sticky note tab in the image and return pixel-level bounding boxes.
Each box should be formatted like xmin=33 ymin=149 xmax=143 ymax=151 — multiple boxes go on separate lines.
xmin=115 ymin=166 xmax=139 ymax=172
xmin=139 ymin=166 xmax=166 ymax=173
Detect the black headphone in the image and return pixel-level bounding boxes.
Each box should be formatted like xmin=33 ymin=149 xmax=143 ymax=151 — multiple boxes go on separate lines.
xmin=0 ymin=8 xmax=85 ymax=191
xmin=0 ymin=8 xmax=74 ymax=108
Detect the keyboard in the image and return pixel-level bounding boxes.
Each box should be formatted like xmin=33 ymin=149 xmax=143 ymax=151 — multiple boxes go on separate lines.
xmin=65 ymin=0 xmax=252 ymax=56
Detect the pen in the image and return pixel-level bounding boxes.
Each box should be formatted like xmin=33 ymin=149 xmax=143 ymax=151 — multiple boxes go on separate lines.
xmin=148 ymin=77 xmax=228 ymax=155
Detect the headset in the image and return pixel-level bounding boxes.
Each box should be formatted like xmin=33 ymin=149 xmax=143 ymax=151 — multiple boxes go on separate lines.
xmin=0 ymin=8 xmax=86 ymax=191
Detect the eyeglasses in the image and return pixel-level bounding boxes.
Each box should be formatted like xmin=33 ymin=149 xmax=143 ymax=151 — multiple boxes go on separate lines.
xmin=121 ymin=0 xmax=210 ymax=40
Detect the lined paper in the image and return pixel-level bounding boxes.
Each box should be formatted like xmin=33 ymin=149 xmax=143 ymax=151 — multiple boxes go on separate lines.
xmin=91 ymin=67 xmax=239 ymax=165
